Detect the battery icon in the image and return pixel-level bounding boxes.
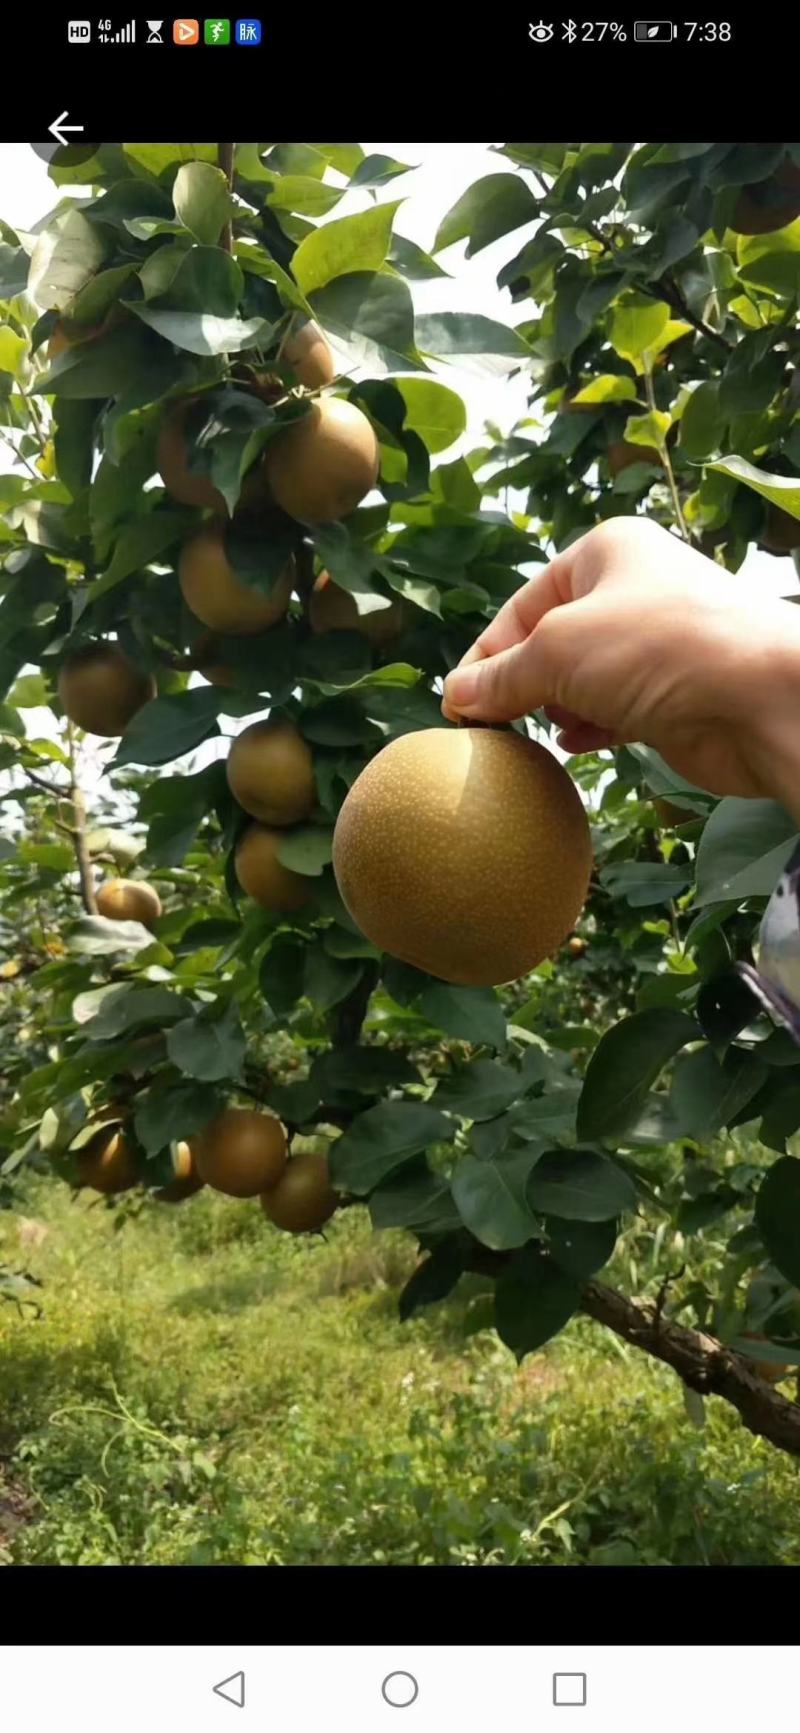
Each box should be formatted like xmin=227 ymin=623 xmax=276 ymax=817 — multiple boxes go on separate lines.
xmin=634 ymin=19 xmax=675 ymax=39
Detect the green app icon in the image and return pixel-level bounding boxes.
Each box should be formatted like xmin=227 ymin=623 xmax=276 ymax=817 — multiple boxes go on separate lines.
xmin=204 ymin=18 xmax=231 ymax=43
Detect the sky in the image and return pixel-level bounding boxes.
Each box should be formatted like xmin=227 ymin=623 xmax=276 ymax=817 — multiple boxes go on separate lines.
xmin=1 ymin=140 xmax=797 ymax=807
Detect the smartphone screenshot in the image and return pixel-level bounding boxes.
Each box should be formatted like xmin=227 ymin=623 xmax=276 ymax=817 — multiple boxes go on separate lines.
xmin=2 ymin=8 xmax=800 ymax=1677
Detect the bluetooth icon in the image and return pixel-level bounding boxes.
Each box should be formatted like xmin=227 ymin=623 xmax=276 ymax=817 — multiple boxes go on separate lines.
xmin=563 ymin=17 xmax=577 ymax=40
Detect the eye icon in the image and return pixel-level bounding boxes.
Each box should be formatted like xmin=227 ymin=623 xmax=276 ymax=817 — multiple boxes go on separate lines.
xmin=528 ymin=19 xmax=554 ymax=39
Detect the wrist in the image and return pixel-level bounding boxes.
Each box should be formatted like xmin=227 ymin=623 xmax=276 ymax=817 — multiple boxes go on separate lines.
xmin=739 ymin=605 xmax=800 ymax=823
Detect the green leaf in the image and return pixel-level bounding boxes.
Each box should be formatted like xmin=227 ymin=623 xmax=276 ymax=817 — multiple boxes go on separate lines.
xmin=0 ymin=324 xmax=26 ymax=379
xmin=398 ymin=1242 xmax=467 ymax=1321
xmin=435 ymin=1060 xmax=525 ymax=1122
xmin=609 ymin=293 xmax=671 ymax=366
xmin=130 ymin=304 xmax=270 ymax=356
xmin=311 ymin=271 xmax=417 ymax=367
xmin=527 ymin=1148 xmax=637 ymax=1222
xmin=0 ymin=242 xmax=29 ymax=298
xmin=70 ymin=264 xmax=136 ymax=326
xmin=679 ymin=381 xmax=726 ymax=461
xmin=383 ymin=961 xmax=506 ymax=1047
xmin=706 ymin=455 xmax=800 ymax=524
xmin=571 ymin=374 xmax=638 ymax=406
xmin=737 ymin=219 xmax=800 ymax=296
xmin=546 ymin=1217 xmax=618 ymax=1280
xmin=369 ymin=1165 xmax=461 ymax=1234
xmin=394 ymin=378 xmax=466 ymax=454
xmin=54 ymin=399 xmax=98 ymax=499
xmin=303 ymin=946 xmax=363 ymax=1012
xmin=124 ymin=143 xmax=218 ymax=176
xmin=173 ymin=162 xmax=233 ymax=246
xmin=264 ymin=175 xmax=344 ymax=217
xmin=67 ymin=915 xmax=155 ymax=956
xmin=509 ymin=1087 xmax=580 ymax=1142
xmin=114 ymin=688 xmax=221 ymax=768
xmin=259 ymin=935 xmax=307 ymax=1015
xmin=80 ymin=985 xmax=184 ymax=1042
xmin=293 ymin=202 xmax=402 ymax=296
xmin=311 ymin=1045 xmax=418 ymax=1102
xmin=494 ymin=1246 xmax=579 ymax=1361
xmin=88 ymin=510 xmax=190 ymax=602
xmin=600 ymin=861 xmax=692 ymax=907
xmin=349 ymin=154 xmax=416 ymax=190
xmin=150 ymin=246 xmax=244 ymax=317
xmin=27 ymin=208 xmax=108 ymax=311
xmin=329 ymin=1101 xmax=452 ymax=1196
xmin=34 ymin=323 xmax=185 ymax=402
xmin=276 ymin=826 xmax=334 ymax=877
xmin=166 ymin=999 xmax=245 ymax=1083
xmin=415 ymin=312 xmax=530 ymax=364
xmin=388 ymin=234 xmax=448 ymax=281
xmin=434 ymin=174 xmax=537 ymax=258
xmin=760 ymin=1081 xmax=800 ymax=1155
xmin=452 ymin=1148 xmax=540 ymax=1250
xmin=623 ymin=409 xmax=671 ymax=449
xmin=755 ymin=1157 xmax=800 ymax=1287
xmin=694 ymin=799 xmax=798 ymax=907
xmin=577 ymin=1010 xmax=699 ymax=1142
xmin=670 ymin=1046 xmax=769 ymax=1139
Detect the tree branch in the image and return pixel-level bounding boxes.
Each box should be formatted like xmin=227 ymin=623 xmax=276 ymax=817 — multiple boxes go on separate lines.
xmin=464 ymin=1244 xmax=800 ymax=1457
xmin=657 ymin=274 xmax=733 ymax=354
xmin=581 ymin=1279 xmax=800 ymax=1458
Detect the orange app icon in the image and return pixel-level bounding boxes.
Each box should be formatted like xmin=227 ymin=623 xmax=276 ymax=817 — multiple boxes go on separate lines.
xmin=173 ymin=18 xmax=200 ymax=42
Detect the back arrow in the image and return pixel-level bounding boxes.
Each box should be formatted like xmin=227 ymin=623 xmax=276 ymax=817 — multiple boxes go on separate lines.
xmin=213 ymin=1672 xmax=245 ymax=1709
xmin=49 ymin=111 xmax=84 ymax=147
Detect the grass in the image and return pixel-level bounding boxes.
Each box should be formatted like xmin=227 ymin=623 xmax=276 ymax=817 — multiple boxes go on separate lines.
xmin=2 ymin=1176 xmax=800 ymax=1565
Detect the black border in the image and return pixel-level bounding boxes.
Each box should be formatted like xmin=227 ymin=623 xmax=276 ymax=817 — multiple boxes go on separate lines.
xmin=2 ymin=1563 xmax=794 ymax=1641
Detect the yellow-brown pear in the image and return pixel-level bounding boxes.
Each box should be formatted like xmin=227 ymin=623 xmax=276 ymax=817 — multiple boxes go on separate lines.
xmin=260 ymin=1152 xmax=338 ymax=1234
xmin=157 ymin=397 xmax=227 ymax=513
xmin=226 ymin=718 xmax=316 ymax=826
xmin=95 ymin=878 xmax=163 ymax=928
xmin=309 ymin=571 xmax=406 ymax=648
xmin=234 ymin=823 xmax=313 ymax=913
xmin=58 ymin=644 xmax=156 ymax=738
xmin=333 ymin=727 xmax=592 ymax=988
xmin=179 ymin=523 xmax=294 ymax=636
xmin=75 ymin=1124 xmax=139 ymax=1195
xmin=153 ymin=1138 xmax=205 ymax=1203
xmin=195 ymin=1107 xmax=287 ymax=1198
xmin=280 ymin=320 xmax=336 ymax=389
xmin=264 ymin=397 xmax=379 ymax=524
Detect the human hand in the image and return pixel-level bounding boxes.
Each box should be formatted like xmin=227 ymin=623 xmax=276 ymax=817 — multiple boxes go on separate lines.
xmin=441 ymin=517 xmax=800 ymax=809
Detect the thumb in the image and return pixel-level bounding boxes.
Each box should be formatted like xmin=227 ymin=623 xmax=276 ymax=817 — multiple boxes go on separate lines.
xmin=442 ymin=629 xmax=555 ymax=722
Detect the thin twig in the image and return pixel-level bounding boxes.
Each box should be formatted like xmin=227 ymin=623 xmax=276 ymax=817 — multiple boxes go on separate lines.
xmin=644 ymin=364 xmax=691 ymax=545
xmin=0 ymin=430 xmax=39 ymax=480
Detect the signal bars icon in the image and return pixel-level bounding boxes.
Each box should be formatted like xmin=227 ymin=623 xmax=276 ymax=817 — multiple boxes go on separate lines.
xmin=98 ymin=18 xmax=136 ymax=41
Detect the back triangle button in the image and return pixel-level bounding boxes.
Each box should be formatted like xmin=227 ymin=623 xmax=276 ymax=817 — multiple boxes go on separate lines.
xmin=213 ymin=1672 xmax=245 ymax=1709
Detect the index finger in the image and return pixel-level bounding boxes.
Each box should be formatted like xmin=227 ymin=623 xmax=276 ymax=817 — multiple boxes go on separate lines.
xmin=453 ymin=537 xmax=587 ymax=666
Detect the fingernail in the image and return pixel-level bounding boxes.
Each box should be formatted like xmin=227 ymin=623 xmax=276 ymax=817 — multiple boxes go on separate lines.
xmin=444 ymin=665 xmax=481 ymax=707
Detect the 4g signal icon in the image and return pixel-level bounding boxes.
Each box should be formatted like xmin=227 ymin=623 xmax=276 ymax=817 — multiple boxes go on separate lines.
xmin=98 ymin=17 xmax=136 ymax=41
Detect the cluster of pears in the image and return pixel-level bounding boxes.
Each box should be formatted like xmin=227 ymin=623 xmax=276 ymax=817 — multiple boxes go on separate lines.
xmin=73 ymin=1105 xmax=339 ymax=1235
xmin=55 ymin=321 xmax=381 ymax=726
xmin=160 ymin=319 xmax=381 ymax=651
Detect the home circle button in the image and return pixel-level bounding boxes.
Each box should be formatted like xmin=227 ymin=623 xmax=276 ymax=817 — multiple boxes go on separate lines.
xmin=381 ymin=1673 xmax=419 ymax=1709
